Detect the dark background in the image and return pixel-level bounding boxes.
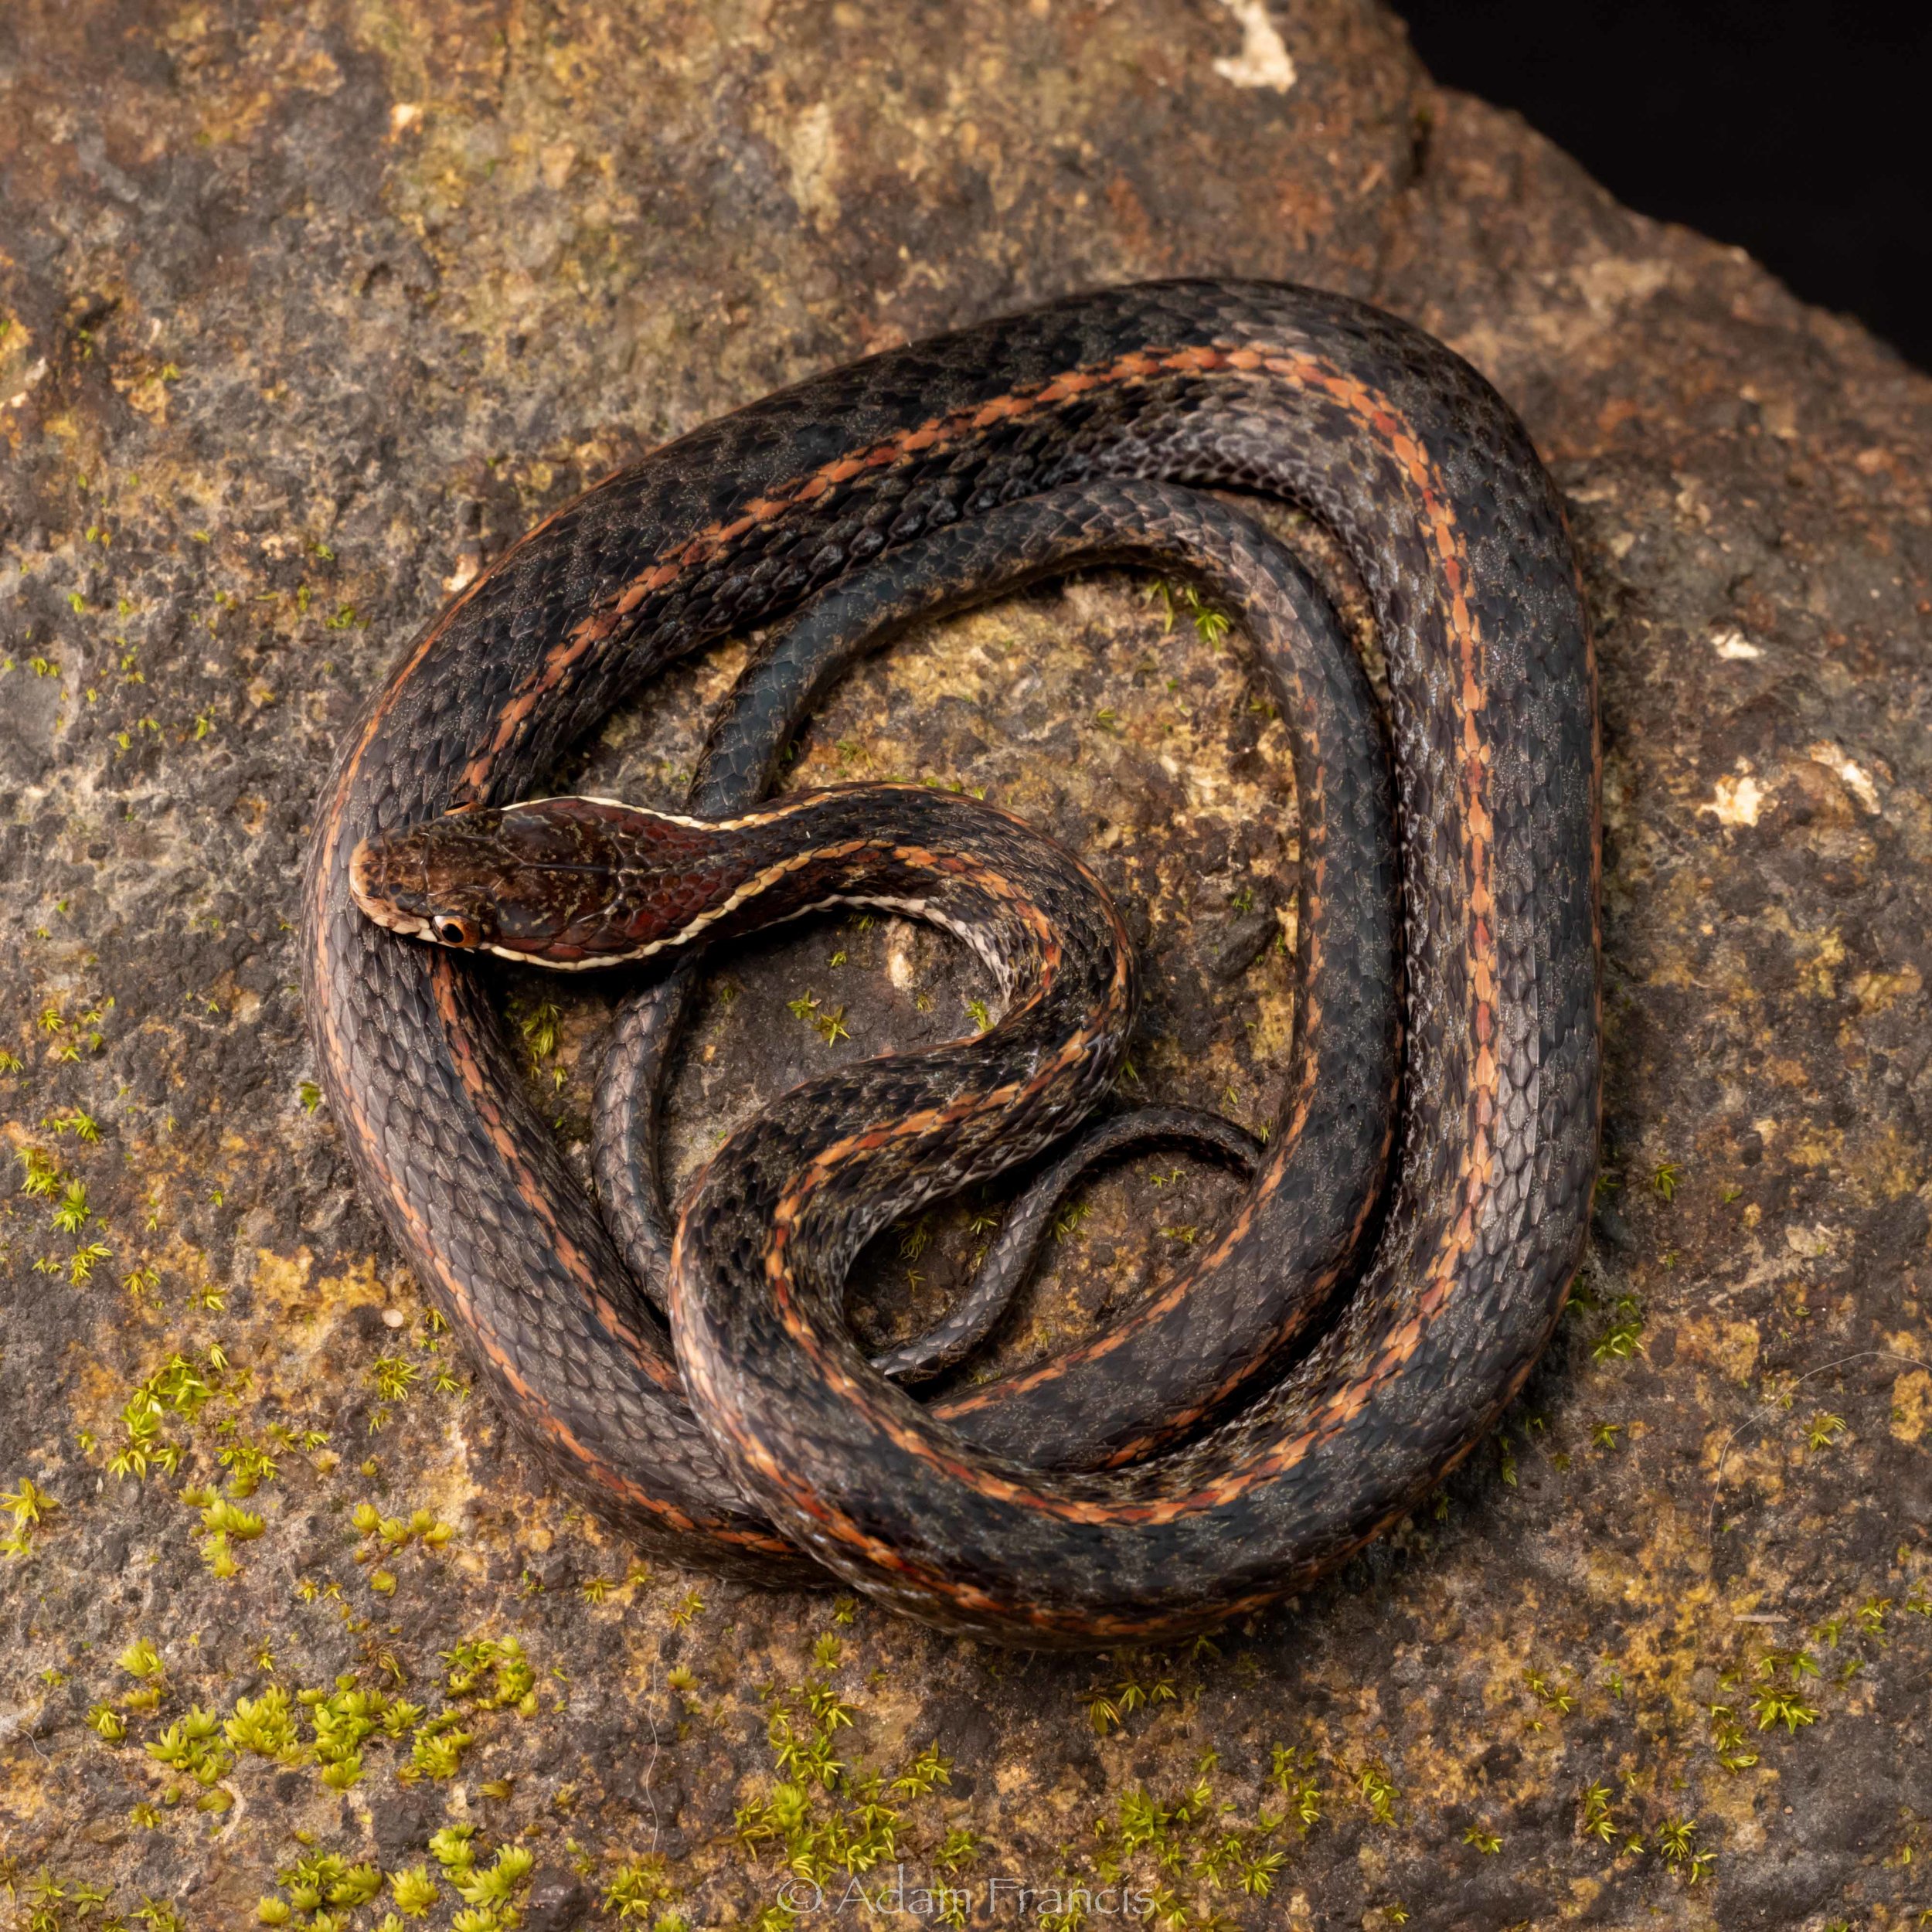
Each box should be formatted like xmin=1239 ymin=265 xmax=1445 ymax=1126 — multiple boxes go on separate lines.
xmin=1391 ymin=0 xmax=1931 ymax=369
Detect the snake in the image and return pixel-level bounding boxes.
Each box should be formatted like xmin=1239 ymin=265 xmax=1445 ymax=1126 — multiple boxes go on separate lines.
xmin=303 ymin=279 xmax=1599 ymax=1646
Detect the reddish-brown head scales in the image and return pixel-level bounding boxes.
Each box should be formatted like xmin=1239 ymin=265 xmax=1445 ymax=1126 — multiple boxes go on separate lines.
xmin=349 ymin=798 xmax=723 ymax=966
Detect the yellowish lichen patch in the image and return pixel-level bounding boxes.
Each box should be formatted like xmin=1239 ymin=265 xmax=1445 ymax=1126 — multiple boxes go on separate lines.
xmin=1673 ymin=1315 xmax=1761 ymax=1385
xmin=1889 ymin=1369 xmax=1932 ymax=1445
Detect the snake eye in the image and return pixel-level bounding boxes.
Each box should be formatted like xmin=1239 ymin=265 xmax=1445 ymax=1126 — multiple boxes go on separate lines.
xmin=434 ymin=915 xmax=477 ymax=946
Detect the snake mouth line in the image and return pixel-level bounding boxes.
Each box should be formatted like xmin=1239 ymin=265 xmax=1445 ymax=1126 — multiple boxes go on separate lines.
xmin=356 ymin=906 xmax=429 ymax=938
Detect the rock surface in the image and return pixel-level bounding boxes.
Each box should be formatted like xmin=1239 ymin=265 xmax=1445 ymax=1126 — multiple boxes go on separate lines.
xmin=3 ymin=2 xmax=1931 ymax=1928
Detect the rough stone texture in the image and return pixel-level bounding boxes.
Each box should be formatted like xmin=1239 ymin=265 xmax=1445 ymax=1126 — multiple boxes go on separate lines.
xmin=3 ymin=2 xmax=1931 ymax=1928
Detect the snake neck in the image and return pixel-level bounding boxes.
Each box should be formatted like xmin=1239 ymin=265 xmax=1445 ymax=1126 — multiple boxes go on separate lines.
xmin=623 ymin=786 xmax=1070 ymax=979
xmin=662 ymin=785 xmax=1142 ymax=1312
xmin=520 ymin=784 xmax=1131 ymax=989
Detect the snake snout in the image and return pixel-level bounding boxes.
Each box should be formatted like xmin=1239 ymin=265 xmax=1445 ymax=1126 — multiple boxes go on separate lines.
xmin=349 ymin=818 xmax=501 ymax=950
xmin=348 ymin=834 xmax=424 ymax=936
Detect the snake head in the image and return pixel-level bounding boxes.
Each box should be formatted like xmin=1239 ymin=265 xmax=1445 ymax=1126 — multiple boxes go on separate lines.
xmin=349 ymin=797 xmax=723 ymax=967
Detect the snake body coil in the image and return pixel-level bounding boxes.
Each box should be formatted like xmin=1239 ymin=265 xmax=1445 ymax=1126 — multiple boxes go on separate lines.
xmin=304 ymin=280 xmax=1599 ymax=1645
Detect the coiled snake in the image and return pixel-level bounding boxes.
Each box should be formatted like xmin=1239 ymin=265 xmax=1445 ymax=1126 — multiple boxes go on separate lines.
xmin=302 ymin=280 xmax=1599 ymax=1647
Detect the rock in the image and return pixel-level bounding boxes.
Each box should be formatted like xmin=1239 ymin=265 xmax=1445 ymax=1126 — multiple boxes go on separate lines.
xmin=1208 ymin=901 xmax=1281 ymax=982
xmin=521 ymin=1872 xmax=594 ymax=1931
xmin=2 ymin=2 xmax=1930 ymax=1926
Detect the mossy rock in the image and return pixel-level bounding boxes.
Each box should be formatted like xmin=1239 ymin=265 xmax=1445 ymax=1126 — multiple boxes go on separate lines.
xmin=3 ymin=3 xmax=1930 ymax=1927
